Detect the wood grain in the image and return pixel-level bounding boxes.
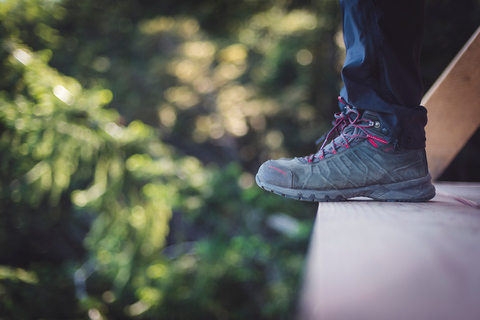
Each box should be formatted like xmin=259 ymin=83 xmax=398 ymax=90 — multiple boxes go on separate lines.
xmin=297 ymin=184 xmax=480 ymax=320
xmin=423 ymin=27 xmax=480 ymax=180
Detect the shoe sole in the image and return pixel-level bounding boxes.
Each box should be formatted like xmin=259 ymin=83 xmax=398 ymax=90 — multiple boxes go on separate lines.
xmin=255 ymin=174 xmax=436 ymax=202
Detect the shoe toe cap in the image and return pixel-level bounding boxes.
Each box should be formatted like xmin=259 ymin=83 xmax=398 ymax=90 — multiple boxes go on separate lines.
xmin=257 ymin=160 xmax=293 ymax=188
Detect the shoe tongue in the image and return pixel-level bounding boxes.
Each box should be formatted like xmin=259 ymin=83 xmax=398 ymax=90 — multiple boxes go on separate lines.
xmin=347 ymin=110 xmax=358 ymax=122
xmin=346 ymin=109 xmax=380 ymax=127
xmin=362 ymin=110 xmax=380 ymax=121
xmin=304 ymin=110 xmax=383 ymax=163
xmin=320 ymin=124 xmax=360 ymax=155
xmin=322 ymin=110 xmax=377 ymax=153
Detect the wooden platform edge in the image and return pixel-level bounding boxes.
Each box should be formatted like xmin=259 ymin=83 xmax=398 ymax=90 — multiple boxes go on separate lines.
xmin=297 ymin=183 xmax=480 ymax=320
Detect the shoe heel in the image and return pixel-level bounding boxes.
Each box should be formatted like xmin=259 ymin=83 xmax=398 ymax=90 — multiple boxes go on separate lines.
xmin=370 ymin=174 xmax=436 ymax=202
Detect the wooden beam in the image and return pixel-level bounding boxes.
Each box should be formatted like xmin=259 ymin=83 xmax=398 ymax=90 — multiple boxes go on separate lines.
xmin=297 ymin=185 xmax=480 ymax=320
xmin=423 ymin=27 xmax=480 ymax=180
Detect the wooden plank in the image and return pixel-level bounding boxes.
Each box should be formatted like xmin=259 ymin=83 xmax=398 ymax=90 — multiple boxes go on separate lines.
xmin=423 ymin=27 xmax=480 ymax=181
xmin=297 ymin=184 xmax=480 ymax=320
xmin=435 ymin=182 xmax=480 ymax=208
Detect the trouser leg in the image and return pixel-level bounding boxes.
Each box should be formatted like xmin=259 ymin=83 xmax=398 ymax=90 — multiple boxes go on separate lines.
xmin=339 ymin=0 xmax=427 ymax=148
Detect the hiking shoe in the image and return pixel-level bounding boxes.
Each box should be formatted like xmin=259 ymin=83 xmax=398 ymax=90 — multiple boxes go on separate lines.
xmin=256 ymin=102 xmax=436 ymax=202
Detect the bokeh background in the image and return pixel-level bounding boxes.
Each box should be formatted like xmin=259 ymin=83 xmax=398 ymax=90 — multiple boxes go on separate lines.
xmin=1 ymin=0 xmax=479 ymax=319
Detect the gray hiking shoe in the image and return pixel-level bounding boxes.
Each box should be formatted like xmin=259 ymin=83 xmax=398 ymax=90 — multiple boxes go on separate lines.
xmin=256 ymin=105 xmax=436 ymax=202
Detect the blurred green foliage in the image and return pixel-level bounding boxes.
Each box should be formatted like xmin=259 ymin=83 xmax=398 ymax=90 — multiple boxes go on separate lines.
xmin=0 ymin=0 xmax=479 ymax=319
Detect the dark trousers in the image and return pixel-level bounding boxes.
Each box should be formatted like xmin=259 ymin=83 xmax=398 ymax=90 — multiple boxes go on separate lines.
xmin=339 ymin=0 xmax=427 ymax=148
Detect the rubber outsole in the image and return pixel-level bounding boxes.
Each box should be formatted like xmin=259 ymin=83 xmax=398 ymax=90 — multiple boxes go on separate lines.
xmin=255 ymin=174 xmax=436 ymax=202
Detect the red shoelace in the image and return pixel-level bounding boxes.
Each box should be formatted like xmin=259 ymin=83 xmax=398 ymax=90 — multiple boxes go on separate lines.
xmin=306 ymin=97 xmax=388 ymax=163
